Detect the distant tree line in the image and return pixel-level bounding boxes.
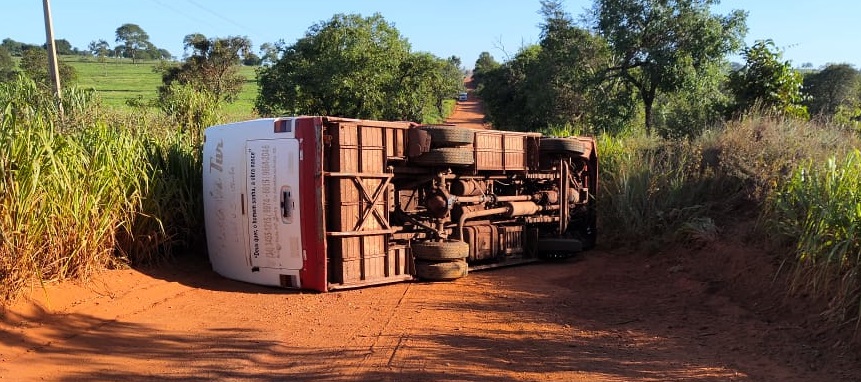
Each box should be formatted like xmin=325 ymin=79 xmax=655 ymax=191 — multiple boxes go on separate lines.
xmin=474 ymin=0 xmax=861 ymax=137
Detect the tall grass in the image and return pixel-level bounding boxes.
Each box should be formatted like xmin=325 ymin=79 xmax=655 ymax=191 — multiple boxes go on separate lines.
xmin=598 ymin=110 xmax=861 ymax=331
xmin=0 ymin=75 xmax=203 ymax=301
xmin=769 ymin=151 xmax=861 ymax=327
xmin=596 ymin=133 xmax=738 ymax=247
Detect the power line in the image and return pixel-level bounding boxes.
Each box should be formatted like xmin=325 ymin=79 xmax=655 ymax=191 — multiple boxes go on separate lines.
xmin=183 ymin=0 xmax=264 ymax=36
xmin=148 ymin=0 xmax=220 ymax=32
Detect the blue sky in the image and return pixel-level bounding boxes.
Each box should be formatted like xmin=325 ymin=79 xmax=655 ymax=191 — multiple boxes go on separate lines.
xmin=2 ymin=1 xmax=859 ymax=68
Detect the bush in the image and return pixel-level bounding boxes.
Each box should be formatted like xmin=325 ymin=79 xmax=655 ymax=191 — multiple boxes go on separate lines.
xmin=159 ymin=83 xmax=222 ymax=144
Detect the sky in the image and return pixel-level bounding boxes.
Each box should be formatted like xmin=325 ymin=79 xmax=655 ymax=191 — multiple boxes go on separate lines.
xmin=2 ymin=0 xmax=859 ymax=69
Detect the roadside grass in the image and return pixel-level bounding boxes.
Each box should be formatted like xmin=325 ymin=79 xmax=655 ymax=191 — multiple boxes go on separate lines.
xmin=421 ymin=99 xmax=457 ymax=124
xmin=0 ymin=75 xmax=203 ymax=301
xmin=596 ymin=133 xmax=738 ymax=248
xmin=769 ymin=151 xmax=861 ymax=329
xmin=598 ymin=111 xmax=861 ymax=332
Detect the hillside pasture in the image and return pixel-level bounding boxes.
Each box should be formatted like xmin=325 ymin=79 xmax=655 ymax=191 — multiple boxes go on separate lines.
xmin=64 ymin=56 xmax=259 ymax=120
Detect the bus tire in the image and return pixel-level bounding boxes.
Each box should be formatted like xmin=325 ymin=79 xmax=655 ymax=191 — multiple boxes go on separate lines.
xmin=412 ymin=148 xmax=474 ymax=167
xmin=412 ymin=240 xmax=469 ymax=261
xmin=414 ymin=259 xmax=468 ymax=281
xmin=540 ymin=138 xmax=586 ymax=155
xmin=420 ymin=126 xmax=475 ymax=147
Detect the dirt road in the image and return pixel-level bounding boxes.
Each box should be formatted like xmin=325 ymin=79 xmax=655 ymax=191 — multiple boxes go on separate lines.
xmin=1 ymin=240 xmax=859 ymax=381
xmin=445 ymin=78 xmax=488 ymax=129
xmin=1 ymin=92 xmax=860 ymax=381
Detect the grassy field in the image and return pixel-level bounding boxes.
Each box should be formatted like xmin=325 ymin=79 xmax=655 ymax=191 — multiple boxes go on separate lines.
xmin=63 ymin=56 xmax=259 ymax=121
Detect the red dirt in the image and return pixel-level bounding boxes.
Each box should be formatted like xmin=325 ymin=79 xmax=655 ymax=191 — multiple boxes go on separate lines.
xmin=1 ymin=88 xmax=860 ymax=381
xmin=2 ymin=239 xmax=859 ymax=381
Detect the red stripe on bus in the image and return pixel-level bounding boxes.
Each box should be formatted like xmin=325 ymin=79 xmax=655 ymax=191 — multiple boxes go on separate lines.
xmin=295 ymin=117 xmax=328 ymax=292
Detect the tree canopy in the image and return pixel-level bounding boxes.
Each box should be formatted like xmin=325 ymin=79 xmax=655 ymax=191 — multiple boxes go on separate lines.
xmin=256 ymin=13 xmax=462 ymax=122
xmin=0 ymin=46 xmax=15 ymax=82
xmin=802 ymin=63 xmax=861 ymax=117
xmin=115 ymin=23 xmax=153 ymax=63
xmin=728 ymin=40 xmax=807 ymax=118
xmin=19 ymin=47 xmax=76 ymax=88
xmin=88 ymin=39 xmax=111 ymax=62
xmin=475 ymin=0 xmax=636 ymax=134
xmin=592 ymin=0 xmax=747 ymax=133
xmin=158 ymin=34 xmax=251 ymax=103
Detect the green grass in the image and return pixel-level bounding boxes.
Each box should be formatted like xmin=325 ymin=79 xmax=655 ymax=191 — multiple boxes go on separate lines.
xmin=769 ymin=151 xmax=861 ymax=327
xmin=65 ymin=56 xmax=163 ymax=109
xmin=0 ymin=75 xmax=204 ymax=301
xmin=222 ymin=65 xmax=259 ymax=120
xmin=596 ymin=133 xmax=734 ymax=248
xmin=63 ymin=56 xmax=259 ymax=121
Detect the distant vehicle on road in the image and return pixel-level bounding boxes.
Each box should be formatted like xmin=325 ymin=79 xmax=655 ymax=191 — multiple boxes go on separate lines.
xmin=457 ymin=92 xmax=468 ymax=101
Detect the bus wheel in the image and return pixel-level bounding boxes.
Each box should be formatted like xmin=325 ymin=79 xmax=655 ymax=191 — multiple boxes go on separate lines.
xmin=420 ymin=125 xmax=475 ymax=147
xmin=540 ymin=138 xmax=586 ymax=155
xmin=412 ymin=240 xmax=469 ymax=261
xmin=414 ymin=259 xmax=468 ymax=281
xmin=412 ymin=148 xmax=474 ymax=167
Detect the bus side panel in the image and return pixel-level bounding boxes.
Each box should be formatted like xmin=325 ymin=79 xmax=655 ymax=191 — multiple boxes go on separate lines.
xmin=296 ymin=117 xmax=328 ymax=292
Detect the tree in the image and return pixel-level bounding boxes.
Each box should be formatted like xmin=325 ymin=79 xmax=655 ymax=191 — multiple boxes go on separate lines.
xmin=256 ymin=13 xmax=412 ymax=119
xmin=88 ymin=39 xmax=111 ymax=62
xmin=242 ymin=51 xmax=262 ymax=66
xmin=475 ymin=44 xmax=544 ymax=130
xmin=2 ymin=38 xmax=24 ymax=56
xmin=592 ymin=0 xmax=747 ymax=134
xmin=115 ymin=23 xmax=152 ymax=63
xmin=258 ymin=42 xmax=280 ymax=66
xmin=728 ymin=40 xmax=807 ymax=118
xmin=535 ymin=0 xmax=636 ymax=134
xmin=472 ymin=51 xmax=500 ymax=94
xmin=387 ymin=52 xmax=463 ymax=121
xmin=472 ymin=51 xmax=499 ymax=84
xmin=802 ymin=63 xmax=861 ymax=117
xmin=159 ymin=34 xmax=251 ymax=103
xmin=0 ymin=46 xmax=16 ymax=82
xmin=19 ymin=47 xmax=76 ymax=88
xmin=474 ymin=1 xmax=636 ymax=134
xmin=653 ymin=59 xmax=730 ymax=138
xmin=157 ymin=48 xmax=173 ymax=60
xmin=44 ymin=39 xmax=73 ymax=55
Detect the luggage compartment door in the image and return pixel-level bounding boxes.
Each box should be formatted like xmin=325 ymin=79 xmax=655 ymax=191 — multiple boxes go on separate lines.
xmin=246 ymin=139 xmax=303 ymax=270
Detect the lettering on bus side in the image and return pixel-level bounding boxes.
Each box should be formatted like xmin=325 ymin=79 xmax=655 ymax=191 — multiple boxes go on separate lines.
xmin=249 ymin=150 xmax=260 ymax=259
xmin=210 ymin=140 xmax=224 ymax=172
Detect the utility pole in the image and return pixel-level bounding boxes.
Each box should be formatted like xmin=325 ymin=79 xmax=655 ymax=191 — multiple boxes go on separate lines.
xmin=42 ymin=0 xmax=63 ymax=116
